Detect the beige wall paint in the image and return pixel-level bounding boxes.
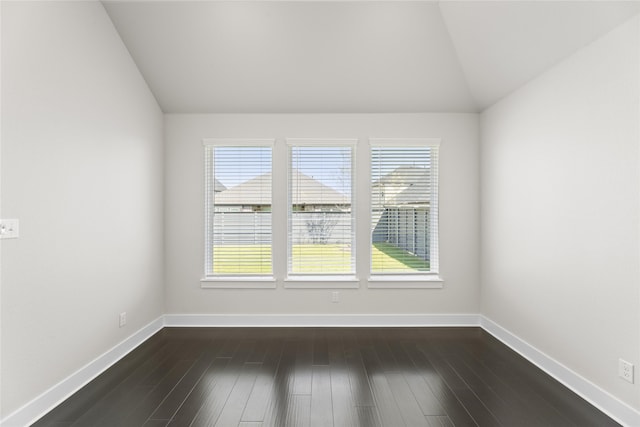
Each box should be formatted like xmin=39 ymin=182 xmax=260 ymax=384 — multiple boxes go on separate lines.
xmin=164 ymin=113 xmax=480 ymax=315
xmin=1 ymin=1 xmax=164 ymax=416
xmin=481 ymin=16 xmax=640 ymax=410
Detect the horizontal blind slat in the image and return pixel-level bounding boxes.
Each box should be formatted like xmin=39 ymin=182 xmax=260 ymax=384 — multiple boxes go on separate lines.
xmin=371 ymin=146 xmax=437 ymax=274
xmin=206 ymin=146 xmax=273 ymax=276
xmin=288 ymin=146 xmax=354 ymax=275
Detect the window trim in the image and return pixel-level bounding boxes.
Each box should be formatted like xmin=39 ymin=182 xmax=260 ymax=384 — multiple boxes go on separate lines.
xmin=200 ymin=137 xmax=443 ymax=289
xmin=368 ymin=138 xmax=441 ymax=286
xmin=201 ymin=276 xmax=277 ymax=289
xmin=285 ymin=138 xmax=357 ymax=280
xmin=367 ymin=275 xmax=443 ymax=289
xmin=283 ymin=276 xmax=360 ymax=289
xmin=202 ymin=138 xmax=276 ymax=282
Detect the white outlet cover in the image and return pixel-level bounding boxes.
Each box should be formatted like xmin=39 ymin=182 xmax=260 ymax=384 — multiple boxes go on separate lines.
xmin=0 ymin=219 xmax=19 ymax=239
xmin=618 ymin=359 xmax=634 ymax=383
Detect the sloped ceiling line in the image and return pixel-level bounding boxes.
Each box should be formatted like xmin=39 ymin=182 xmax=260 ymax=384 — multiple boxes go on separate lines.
xmin=102 ymin=1 xmax=640 ymax=114
xmin=435 ymin=0 xmax=480 ymax=110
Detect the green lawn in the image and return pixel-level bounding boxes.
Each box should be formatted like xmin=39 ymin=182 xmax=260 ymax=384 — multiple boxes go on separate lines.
xmin=371 ymin=242 xmax=430 ymax=273
xmin=212 ymin=245 xmax=273 ymax=274
xmin=212 ymin=243 xmax=429 ymax=274
xmin=290 ymin=244 xmax=352 ymax=273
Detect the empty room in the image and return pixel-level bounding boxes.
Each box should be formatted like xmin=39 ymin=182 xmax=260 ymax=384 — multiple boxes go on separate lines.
xmin=1 ymin=0 xmax=639 ymax=426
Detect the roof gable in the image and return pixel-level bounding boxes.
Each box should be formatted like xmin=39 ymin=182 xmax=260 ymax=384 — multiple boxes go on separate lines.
xmin=214 ymin=170 xmax=350 ymax=206
xmin=373 ymin=166 xmax=430 ymax=206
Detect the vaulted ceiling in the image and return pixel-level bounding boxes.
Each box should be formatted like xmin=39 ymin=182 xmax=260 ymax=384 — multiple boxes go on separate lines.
xmin=102 ymin=1 xmax=640 ymax=114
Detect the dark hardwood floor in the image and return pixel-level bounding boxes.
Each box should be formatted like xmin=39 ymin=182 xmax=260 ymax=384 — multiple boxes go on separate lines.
xmin=33 ymin=327 xmax=619 ymax=427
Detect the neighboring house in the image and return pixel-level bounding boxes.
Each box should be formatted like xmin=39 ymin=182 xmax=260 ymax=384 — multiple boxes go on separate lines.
xmin=212 ymin=167 xmax=431 ymax=250
xmin=214 ymin=169 xmax=350 ymax=212
xmin=371 ymin=166 xmax=431 ymax=259
xmin=214 ymin=178 xmax=227 ymax=193
xmin=213 ymin=170 xmax=351 ymax=245
xmin=371 ymin=166 xmax=430 ymax=208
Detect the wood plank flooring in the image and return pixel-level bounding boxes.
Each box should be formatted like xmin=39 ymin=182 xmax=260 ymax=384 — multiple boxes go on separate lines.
xmin=32 ymin=327 xmax=620 ymax=427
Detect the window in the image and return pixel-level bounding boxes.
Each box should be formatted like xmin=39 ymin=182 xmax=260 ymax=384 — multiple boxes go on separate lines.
xmin=370 ymin=140 xmax=439 ymax=276
xmin=288 ymin=141 xmax=355 ymax=276
xmin=202 ymin=137 xmax=441 ymax=287
xmin=204 ymin=140 xmax=273 ymax=278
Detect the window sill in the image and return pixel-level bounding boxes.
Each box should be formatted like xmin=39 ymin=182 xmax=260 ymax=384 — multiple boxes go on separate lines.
xmin=284 ymin=275 xmax=360 ymax=289
xmin=367 ymin=275 xmax=443 ymax=289
xmin=201 ymin=276 xmax=276 ymax=289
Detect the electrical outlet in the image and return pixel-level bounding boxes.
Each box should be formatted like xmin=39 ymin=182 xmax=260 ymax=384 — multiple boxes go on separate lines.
xmin=0 ymin=219 xmax=19 ymax=239
xmin=119 ymin=312 xmax=127 ymax=328
xmin=331 ymin=291 xmax=339 ymax=303
xmin=619 ymin=359 xmax=634 ymax=383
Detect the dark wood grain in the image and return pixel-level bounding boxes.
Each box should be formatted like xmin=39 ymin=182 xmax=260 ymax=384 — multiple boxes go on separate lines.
xmin=260 ymin=340 xmax=298 ymax=427
xmin=426 ymin=415 xmax=455 ymax=427
xmin=146 ymin=337 xmax=228 ymax=421
xmin=327 ymin=334 xmax=358 ymax=427
xmin=32 ymin=333 xmax=168 ymax=427
xmin=286 ymin=394 xmax=311 ymax=427
xmin=68 ymin=341 xmax=182 ymax=427
xmin=240 ymin=339 xmax=284 ymax=422
xmin=312 ymin=329 xmax=330 ymax=366
xmin=293 ymin=335 xmax=314 ymax=395
xmin=213 ymin=363 xmax=261 ymax=427
xmin=342 ymin=330 xmax=376 ymax=407
xmin=400 ymin=342 xmax=478 ymax=427
xmin=358 ymin=347 xmax=406 ymax=427
xmin=310 ymin=366 xmax=333 ymax=427
xmin=33 ymin=327 xmax=621 ymax=427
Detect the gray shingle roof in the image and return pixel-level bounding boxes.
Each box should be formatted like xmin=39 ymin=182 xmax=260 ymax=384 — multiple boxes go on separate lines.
xmin=214 ymin=179 xmax=227 ymax=192
xmin=214 ymin=170 xmax=350 ymax=206
xmin=372 ymin=166 xmax=430 ymax=206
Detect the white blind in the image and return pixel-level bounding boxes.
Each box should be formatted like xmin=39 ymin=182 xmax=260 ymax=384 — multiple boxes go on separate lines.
xmin=370 ymin=145 xmax=439 ymax=274
xmin=288 ymin=145 xmax=354 ymax=275
xmin=205 ymin=145 xmax=272 ymax=276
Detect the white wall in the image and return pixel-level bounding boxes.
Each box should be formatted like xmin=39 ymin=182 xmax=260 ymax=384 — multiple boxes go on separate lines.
xmin=165 ymin=113 xmax=479 ymax=315
xmin=481 ymin=16 xmax=640 ymax=411
xmin=1 ymin=1 xmax=164 ymax=417
xmin=8 ymin=0 xmax=635 ymax=420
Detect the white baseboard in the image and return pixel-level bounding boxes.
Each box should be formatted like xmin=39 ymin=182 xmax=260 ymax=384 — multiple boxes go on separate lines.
xmin=5 ymin=314 xmax=637 ymax=427
xmin=480 ymin=316 xmax=640 ymax=427
xmin=0 ymin=316 xmax=165 ymax=427
xmin=163 ymin=313 xmax=481 ymax=327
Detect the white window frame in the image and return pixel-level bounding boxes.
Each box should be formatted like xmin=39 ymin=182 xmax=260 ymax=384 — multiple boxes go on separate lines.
xmin=284 ymin=138 xmax=359 ymax=288
xmin=199 ymin=137 xmax=443 ymax=290
xmin=367 ymin=138 xmax=443 ymax=288
xmin=201 ymin=138 xmax=276 ymax=288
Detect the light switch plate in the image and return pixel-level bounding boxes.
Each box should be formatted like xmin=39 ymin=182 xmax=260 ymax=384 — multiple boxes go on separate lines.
xmin=0 ymin=219 xmax=19 ymax=239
